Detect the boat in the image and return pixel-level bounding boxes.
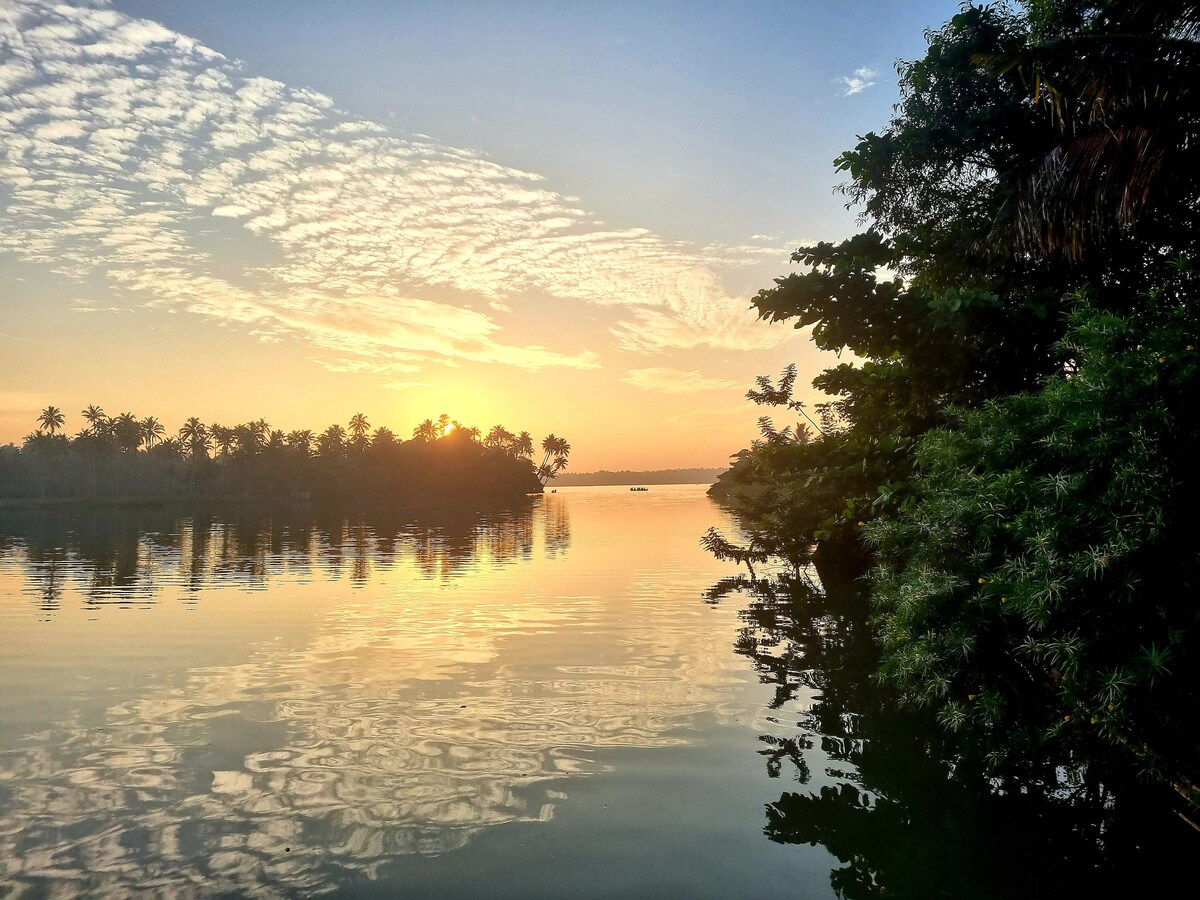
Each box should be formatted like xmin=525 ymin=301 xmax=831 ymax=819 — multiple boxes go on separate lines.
xmin=630 ymin=486 xmax=648 ymax=492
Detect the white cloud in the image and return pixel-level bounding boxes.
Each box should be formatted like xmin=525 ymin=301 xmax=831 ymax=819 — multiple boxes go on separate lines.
xmin=620 ymin=367 xmax=742 ymax=394
xmin=839 ymin=65 xmax=879 ymax=96
xmin=0 ymin=0 xmax=788 ymax=378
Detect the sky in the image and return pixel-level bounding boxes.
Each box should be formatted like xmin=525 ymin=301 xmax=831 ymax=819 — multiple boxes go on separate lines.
xmin=0 ymin=0 xmax=961 ymax=470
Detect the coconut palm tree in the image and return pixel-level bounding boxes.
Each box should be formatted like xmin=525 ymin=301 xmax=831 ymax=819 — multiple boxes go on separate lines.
xmin=249 ymin=418 xmax=270 ymax=449
xmin=537 ymin=435 xmax=571 ymax=485
xmin=286 ymin=429 xmax=314 ymax=456
xmin=514 ymin=431 xmax=534 ymax=459
xmin=317 ymin=424 xmax=347 ymax=457
xmin=112 ymin=412 xmax=142 ymax=452
xmin=371 ymin=426 xmax=397 ymax=447
xmin=81 ymin=405 xmax=106 ymax=435
xmin=989 ymin=0 xmax=1200 ymax=256
xmin=538 ymin=434 xmax=559 ymax=476
xmin=179 ymin=417 xmax=210 ymax=459
xmin=210 ymin=424 xmax=235 ymax=459
xmin=140 ymin=416 xmax=165 ymax=449
xmin=413 ymin=419 xmax=439 ymax=442
xmin=485 ymin=425 xmax=514 ymax=449
xmin=37 ymin=406 xmax=64 ymax=435
xmin=349 ymin=413 xmax=370 ymax=439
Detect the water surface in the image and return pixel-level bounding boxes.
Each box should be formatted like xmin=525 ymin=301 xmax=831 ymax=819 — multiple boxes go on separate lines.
xmin=0 ymin=486 xmax=1185 ymax=897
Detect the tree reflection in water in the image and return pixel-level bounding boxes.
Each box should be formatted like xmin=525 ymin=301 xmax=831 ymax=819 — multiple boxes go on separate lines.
xmin=707 ymin=573 xmax=1192 ymax=898
xmin=0 ymin=500 xmax=566 ymax=610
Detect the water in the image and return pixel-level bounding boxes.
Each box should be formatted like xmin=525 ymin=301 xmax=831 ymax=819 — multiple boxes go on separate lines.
xmin=0 ymin=487 xmax=1186 ymax=897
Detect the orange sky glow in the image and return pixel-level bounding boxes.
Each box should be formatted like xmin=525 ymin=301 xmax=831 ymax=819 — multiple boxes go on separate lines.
xmin=0 ymin=0 xmax=918 ymax=471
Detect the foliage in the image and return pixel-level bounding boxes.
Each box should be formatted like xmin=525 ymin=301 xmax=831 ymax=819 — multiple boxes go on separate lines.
xmin=713 ymin=0 xmax=1200 ymax=813
xmin=0 ymin=409 xmax=561 ymax=508
xmin=867 ymin=282 xmax=1200 ymax=798
xmin=704 ymin=573 xmax=1188 ymax=898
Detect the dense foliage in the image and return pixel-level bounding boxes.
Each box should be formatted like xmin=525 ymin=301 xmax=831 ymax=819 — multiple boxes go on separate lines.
xmin=713 ymin=0 xmax=1200 ymax=815
xmin=1 ymin=409 xmax=569 ymax=507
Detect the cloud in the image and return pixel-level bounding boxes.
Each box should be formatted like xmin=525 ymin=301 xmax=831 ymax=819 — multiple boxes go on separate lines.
xmin=839 ymin=66 xmax=879 ymax=96
xmin=0 ymin=0 xmax=787 ymax=378
xmin=620 ymin=367 xmax=742 ymax=394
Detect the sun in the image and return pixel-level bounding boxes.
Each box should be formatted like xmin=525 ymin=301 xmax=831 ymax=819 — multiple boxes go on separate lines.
xmin=442 ymin=422 xmax=455 ymax=436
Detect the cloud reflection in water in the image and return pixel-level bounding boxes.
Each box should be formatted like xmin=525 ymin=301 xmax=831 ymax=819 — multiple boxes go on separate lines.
xmin=0 ymin=493 xmax=746 ymax=895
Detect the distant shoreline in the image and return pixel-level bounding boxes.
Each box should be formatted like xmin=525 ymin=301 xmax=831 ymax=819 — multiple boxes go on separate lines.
xmin=550 ymin=468 xmax=724 ymax=487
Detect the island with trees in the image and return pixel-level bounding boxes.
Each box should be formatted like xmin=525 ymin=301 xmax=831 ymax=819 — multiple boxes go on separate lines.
xmin=710 ymin=1 xmax=1200 ymax=828
xmin=0 ymin=408 xmax=570 ymax=509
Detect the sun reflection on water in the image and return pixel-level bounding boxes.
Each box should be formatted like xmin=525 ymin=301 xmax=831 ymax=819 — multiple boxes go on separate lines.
xmin=0 ymin=490 xmax=749 ymax=896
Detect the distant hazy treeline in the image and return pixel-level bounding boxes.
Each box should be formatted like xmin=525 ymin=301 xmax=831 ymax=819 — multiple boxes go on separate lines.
xmin=553 ymin=468 xmax=723 ymax=486
xmin=2 ymin=408 xmax=571 ymax=508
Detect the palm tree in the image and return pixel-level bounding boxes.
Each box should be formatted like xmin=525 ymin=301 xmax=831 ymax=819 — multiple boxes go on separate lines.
xmin=485 ymin=425 xmax=514 ymax=449
xmin=249 ymin=418 xmax=270 ymax=449
xmin=413 ymin=419 xmax=439 ymax=442
xmin=514 ymin=431 xmax=534 ymax=458
xmin=179 ymin=417 xmax=210 ymax=459
xmin=140 ymin=416 xmax=165 ymax=448
xmin=37 ymin=406 xmax=64 ymax=435
xmin=537 ymin=435 xmax=571 ymax=485
xmin=988 ymin=0 xmax=1200 ymax=256
xmin=538 ymin=434 xmax=559 ymax=475
xmin=349 ymin=413 xmax=370 ymax=439
xmin=112 ymin=412 xmax=141 ymax=452
xmin=81 ymin=405 xmax=106 ymax=435
xmin=371 ymin=426 xmax=397 ymax=447
xmin=317 ymin=424 xmax=347 ymax=457
xmin=286 ymin=429 xmax=314 ymax=456
xmin=210 ymin=424 xmax=235 ymax=459
xmin=153 ymin=437 xmax=183 ymax=459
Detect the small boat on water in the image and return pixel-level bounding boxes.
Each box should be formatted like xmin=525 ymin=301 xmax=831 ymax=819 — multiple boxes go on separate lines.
xmin=630 ymin=486 xmax=648 ymax=492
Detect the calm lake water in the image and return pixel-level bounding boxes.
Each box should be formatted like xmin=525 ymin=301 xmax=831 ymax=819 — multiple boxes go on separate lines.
xmin=0 ymin=486 xmax=1187 ymax=897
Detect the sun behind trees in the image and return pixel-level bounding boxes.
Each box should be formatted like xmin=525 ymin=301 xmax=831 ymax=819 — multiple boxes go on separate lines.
xmin=1 ymin=407 xmax=569 ymax=508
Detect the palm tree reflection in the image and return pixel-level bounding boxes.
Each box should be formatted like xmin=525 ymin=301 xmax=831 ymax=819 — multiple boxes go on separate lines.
xmin=0 ymin=503 xmax=557 ymax=610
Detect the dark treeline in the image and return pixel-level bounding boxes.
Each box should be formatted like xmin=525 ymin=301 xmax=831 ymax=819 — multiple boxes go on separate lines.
xmin=711 ymin=1 xmax=1200 ymax=824
xmin=2 ymin=408 xmax=571 ymax=508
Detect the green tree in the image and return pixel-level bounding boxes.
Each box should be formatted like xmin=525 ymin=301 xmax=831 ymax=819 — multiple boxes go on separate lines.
xmin=716 ymin=0 xmax=1200 ymax=817
xmin=869 ymin=278 xmax=1200 ymax=805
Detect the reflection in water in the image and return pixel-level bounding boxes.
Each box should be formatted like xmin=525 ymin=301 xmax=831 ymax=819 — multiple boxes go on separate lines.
xmin=0 ymin=494 xmax=747 ymax=896
xmin=3 ymin=503 xmax=569 ymax=613
xmin=711 ymin=573 xmax=1192 ymax=898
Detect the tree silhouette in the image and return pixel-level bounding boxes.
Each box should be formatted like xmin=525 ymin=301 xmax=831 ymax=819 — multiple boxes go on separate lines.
xmin=140 ymin=416 xmax=165 ymax=449
xmin=537 ymin=435 xmax=571 ymax=485
xmin=178 ymin=417 xmax=209 ymax=459
xmin=37 ymin=406 xmax=64 ymax=435
xmin=286 ymin=429 xmax=314 ymax=456
xmin=81 ymin=405 xmax=106 ymax=435
xmin=412 ymin=419 xmax=439 ymax=442
xmin=112 ymin=413 xmax=141 ymax=452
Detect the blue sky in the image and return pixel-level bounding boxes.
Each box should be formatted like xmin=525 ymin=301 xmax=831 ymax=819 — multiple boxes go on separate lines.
xmin=113 ymin=0 xmax=957 ymax=244
xmin=1 ymin=0 xmax=967 ymax=468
